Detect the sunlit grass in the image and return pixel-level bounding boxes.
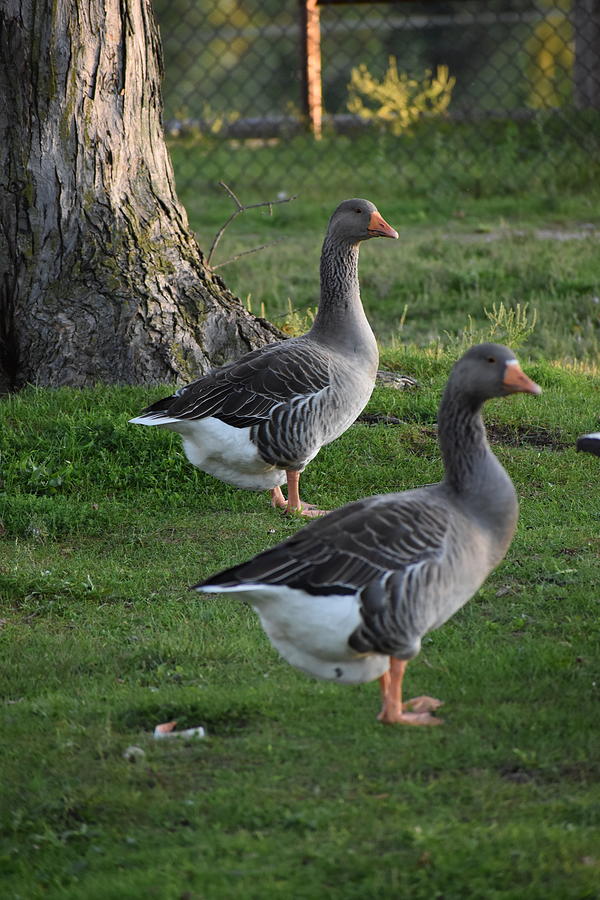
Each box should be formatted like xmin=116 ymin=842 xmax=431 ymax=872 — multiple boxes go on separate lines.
xmin=1 ymin=348 xmax=600 ymax=897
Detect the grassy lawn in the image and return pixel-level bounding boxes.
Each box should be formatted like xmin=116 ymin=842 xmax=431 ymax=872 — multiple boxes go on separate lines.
xmin=194 ymin=208 xmax=600 ymax=365
xmin=2 ymin=137 xmax=600 ymax=897
xmin=177 ymin=127 xmax=600 ymax=367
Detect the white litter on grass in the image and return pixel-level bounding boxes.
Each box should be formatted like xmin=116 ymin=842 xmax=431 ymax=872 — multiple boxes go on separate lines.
xmin=153 ymin=720 xmax=206 ymax=740
xmin=123 ymin=745 xmax=146 ymax=762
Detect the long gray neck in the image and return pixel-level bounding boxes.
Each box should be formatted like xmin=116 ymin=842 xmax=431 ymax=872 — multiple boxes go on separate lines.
xmin=438 ymin=387 xmax=518 ymax=550
xmin=309 ymin=234 xmax=377 ymax=360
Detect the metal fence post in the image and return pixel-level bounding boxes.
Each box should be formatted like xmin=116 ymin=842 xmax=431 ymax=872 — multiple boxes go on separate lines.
xmin=300 ymin=0 xmax=323 ymax=138
xmin=574 ymin=0 xmax=600 ymax=108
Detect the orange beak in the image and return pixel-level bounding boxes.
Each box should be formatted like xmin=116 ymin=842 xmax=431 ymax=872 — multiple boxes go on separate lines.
xmin=502 ymin=360 xmax=542 ymax=395
xmin=367 ymin=210 xmax=399 ymax=239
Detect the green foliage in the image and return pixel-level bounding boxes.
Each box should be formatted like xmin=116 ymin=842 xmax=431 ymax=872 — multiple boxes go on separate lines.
xmin=12 ymin=456 xmax=75 ymax=496
xmin=444 ymin=302 xmax=538 ymax=358
xmin=347 ymin=59 xmax=455 ymax=135
xmin=169 ymin=103 xmax=241 ymax=141
xmin=276 ymin=297 xmax=316 ymax=336
xmin=172 ymin=114 xmax=600 ymax=216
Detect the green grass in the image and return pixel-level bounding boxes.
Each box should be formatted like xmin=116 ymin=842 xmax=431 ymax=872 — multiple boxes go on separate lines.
xmin=171 ymin=114 xmax=600 ymax=213
xmin=197 ymin=216 xmax=600 ymax=365
xmin=2 ymin=128 xmax=600 ymax=896
xmin=175 ymin=125 xmax=600 ymax=367
xmin=1 ymin=353 xmax=600 ymax=899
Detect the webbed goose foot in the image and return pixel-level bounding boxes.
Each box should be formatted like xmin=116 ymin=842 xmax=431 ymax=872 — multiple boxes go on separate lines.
xmin=270 ymin=486 xmax=288 ymax=510
xmin=269 ymin=473 xmax=327 ymax=518
xmin=378 ymin=708 xmax=442 ymax=726
xmin=377 ymin=659 xmax=443 ymax=726
xmin=403 ymin=695 xmax=444 ymax=714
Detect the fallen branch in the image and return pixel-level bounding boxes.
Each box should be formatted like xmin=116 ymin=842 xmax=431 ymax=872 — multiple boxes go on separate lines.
xmin=206 ymin=182 xmax=297 ymax=267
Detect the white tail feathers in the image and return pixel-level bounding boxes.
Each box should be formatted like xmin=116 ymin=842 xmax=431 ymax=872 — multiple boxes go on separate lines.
xmin=128 ymin=414 xmax=181 ymax=427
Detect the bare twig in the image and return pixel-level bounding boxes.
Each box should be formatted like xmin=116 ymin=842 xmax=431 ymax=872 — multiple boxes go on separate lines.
xmin=212 ymin=238 xmax=287 ymax=270
xmin=219 ymin=181 xmax=244 ymax=209
xmin=206 ymin=181 xmax=297 ymax=267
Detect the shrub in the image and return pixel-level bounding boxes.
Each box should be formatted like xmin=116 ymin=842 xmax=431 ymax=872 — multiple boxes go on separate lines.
xmin=347 ymin=58 xmax=455 ymax=135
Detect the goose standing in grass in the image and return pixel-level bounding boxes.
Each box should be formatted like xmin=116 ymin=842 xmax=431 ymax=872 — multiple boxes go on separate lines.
xmin=130 ymin=199 xmax=398 ymax=516
xmin=194 ymin=344 xmax=541 ymax=725
xmin=576 ymin=433 xmax=600 ymax=456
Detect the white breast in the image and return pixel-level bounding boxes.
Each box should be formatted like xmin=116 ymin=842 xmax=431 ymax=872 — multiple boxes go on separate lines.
xmin=205 ymin=583 xmax=390 ymax=684
xmin=137 ymin=416 xmax=287 ymax=490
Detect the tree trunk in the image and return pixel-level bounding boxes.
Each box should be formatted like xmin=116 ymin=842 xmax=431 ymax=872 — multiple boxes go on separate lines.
xmin=0 ymin=0 xmax=282 ymax=391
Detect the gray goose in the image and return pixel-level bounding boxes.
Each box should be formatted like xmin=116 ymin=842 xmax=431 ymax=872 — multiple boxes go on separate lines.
xmin=576 ymin=433 xmax=600 ymax=456
xmin=194 ymin=344 xmax=541 ymax=725
xmin=129 ymin=199 xmax=398 ymax=516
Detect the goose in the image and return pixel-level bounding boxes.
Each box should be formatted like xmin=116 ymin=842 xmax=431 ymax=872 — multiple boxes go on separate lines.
xmin=193 ymin=344 xmax=541 ymax=725
xmin=576 ymin=433 xmax=600 ymax=456
xmin=129 ymin=199 xmax=398 ymax=516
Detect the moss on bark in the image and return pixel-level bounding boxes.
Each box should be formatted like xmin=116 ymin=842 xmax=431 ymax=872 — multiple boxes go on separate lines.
xmin=0 ymin=0 xmax=282 ymax=390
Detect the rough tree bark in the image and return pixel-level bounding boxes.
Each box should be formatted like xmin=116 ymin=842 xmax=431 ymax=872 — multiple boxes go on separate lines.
xmin=0 ymin=0 xmax=282 ymax=391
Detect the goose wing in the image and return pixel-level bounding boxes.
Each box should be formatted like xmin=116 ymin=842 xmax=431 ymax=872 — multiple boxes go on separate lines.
xmin=194 ymin=492 xmax=452 ymax=655
xmin=139 ymin=338 xmax=332 ymax=429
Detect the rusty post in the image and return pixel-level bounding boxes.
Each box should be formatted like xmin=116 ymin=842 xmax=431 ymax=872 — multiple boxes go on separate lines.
xmin=299 ymin=0 xmax=323 ymax=138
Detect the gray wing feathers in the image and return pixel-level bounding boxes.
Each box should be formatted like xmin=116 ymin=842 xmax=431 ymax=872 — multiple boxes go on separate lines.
xmin=252 ymin=387 xmax=329 ymax=468
xmin=346 ymin=500 xmax=450 ymax=656
xmin=196 ymin=493 xmax=452 ymax=657
xmin=141 ymin=338 xmax=332 ymax=429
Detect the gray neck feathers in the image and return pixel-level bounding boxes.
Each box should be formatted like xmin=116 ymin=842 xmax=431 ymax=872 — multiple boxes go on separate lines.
xmin=438 ymin=390 xmax=490 ymax=492
xmin=437 ymin=387 xmax=518 ymax=547
xmin=310 ymin=235 xmax=374 ymax=355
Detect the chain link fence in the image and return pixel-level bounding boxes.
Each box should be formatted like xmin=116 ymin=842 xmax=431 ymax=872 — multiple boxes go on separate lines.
xmin=153 ymin=0 xmax=600 ymax=203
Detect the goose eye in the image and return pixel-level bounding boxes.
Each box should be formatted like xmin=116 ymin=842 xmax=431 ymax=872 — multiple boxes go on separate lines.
xmin=355 ymin=208 xmax=362 ymax=214
xmin=487 ymin=356 xmax=496 ymax=363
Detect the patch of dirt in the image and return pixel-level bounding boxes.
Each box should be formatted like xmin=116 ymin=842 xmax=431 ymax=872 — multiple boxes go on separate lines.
xmin=500 ymin=767 xmax=536 ymax=784
xmin=485 ymin=423 xmax=570 ymax=451
xmin=117 ymin=704 xmax=259 ymax=736
xmin=501 ymin=759 xmax=600 ymax=785
xmin=354 ymin=417 xmax=569 ymax=450
xmin=421 ymin=423 xmax=568 ymax=451
xmin=451 ymin=224 xmax=600 ymax=244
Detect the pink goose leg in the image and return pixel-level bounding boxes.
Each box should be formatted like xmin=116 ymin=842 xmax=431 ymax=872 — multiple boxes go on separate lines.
xmin=270 ymin=486 xmax=288 ymax=510
xmin=270 ymin=470 xmax=326 ymax=517
xmin=377 ymin=658 xmax=443 ymax=725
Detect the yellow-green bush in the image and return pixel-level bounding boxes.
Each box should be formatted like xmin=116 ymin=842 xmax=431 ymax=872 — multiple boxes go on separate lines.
xmin=347 ymin=57 xmax=455 ymax=135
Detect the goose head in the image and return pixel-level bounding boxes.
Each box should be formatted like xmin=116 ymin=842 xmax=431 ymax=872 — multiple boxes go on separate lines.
xmin=327 ymin=198 xmax=399 ymax=245
xmin=450 ymin=343 xmax=542 ymax=404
